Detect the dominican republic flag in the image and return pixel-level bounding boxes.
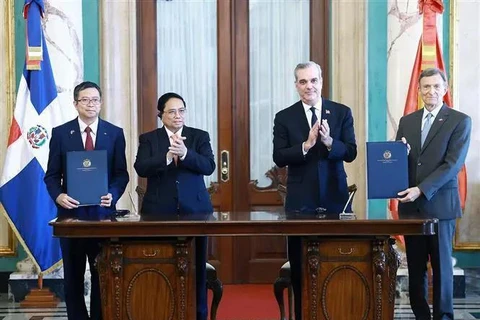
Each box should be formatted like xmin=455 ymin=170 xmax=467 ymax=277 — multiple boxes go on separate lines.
xmin=0 ymin=0 xmax=75 ymax=273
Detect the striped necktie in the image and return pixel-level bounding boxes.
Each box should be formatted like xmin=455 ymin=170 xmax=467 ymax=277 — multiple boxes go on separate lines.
xmin=421 ymin=113 xmax=433 ymax=148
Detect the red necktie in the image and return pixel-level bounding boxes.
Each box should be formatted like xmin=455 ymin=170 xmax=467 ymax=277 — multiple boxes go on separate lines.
xmin=170 ymin=135 xmax=178 ymax=166
xmin=85 ymin=126 xmax=94 ymax=151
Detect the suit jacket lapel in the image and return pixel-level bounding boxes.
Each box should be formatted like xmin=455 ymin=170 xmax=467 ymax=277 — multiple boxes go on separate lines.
xmin=421 ymin=105 xmax=449 ymax=153
xmin=95 ymin=119 xmax=108 ymax=150
xmin=294 ymin=101 xmax=310 ymax=138
xmin=321 ymin=98 xmax=331 ymax=124
xmin=157 ymin=126 xmax=170 ymax=154
xmin=182 ymin=126 xmax=193 ymax=150
xmin=409 ymin=111 xmax=423 ymax=154
xmin=68 ymin=118 xmax=84 ymax=151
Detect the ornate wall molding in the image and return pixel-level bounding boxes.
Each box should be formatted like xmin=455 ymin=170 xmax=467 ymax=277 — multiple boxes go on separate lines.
xmin=0 ymin=0 xmax=17 ymax=257
xmin=330 ymin=0 xmax=367 ymax=217
xmin=99 ymin=0 xmax=139 ymax=213
xmin=450 ymin=0 xmax=480 ymax=250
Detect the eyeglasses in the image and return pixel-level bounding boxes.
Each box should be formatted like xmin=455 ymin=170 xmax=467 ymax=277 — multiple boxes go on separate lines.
xmin=76 ymin=97 xmax=101 ymax=105
xmin=165 ymin=108 xmax=187 ymax=117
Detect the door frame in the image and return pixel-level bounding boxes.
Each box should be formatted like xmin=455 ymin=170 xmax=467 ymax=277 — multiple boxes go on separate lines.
xmin=136 ymin=0 xmax=330 ymax=283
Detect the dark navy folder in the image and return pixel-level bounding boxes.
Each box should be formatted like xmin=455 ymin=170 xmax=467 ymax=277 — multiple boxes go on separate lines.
xmin=66 ymin=150 xmax=108 ymax=206
xmin=366 ymin=141 xmax=408 ymax=199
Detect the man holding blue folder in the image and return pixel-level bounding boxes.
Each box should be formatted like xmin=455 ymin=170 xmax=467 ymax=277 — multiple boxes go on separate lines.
xmin=396 ymin=68 xmax=471 ymax=320
xmin=44 ymin=81 xmax=129 ymax=320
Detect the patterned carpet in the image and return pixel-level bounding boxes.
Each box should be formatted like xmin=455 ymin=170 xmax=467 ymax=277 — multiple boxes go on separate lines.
xmin=1 ymin=269 xmax=479 ymax=320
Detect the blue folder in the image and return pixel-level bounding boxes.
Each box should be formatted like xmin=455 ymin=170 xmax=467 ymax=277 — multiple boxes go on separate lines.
xmin=66 ymin=150 xmax=108 ymax=206
xmin=366 ymin=141 xmax=408 ymax=199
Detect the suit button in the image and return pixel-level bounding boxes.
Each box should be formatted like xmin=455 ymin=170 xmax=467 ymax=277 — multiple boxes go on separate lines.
xmin=418 ymin=162 xmax=422 ymax=166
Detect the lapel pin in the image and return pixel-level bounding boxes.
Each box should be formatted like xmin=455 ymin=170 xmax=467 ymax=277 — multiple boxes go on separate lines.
xmin=70 ymin=130 xmax=75 ymax=135
xmin=325 ymin=109 xmax=330 ymax=114
xmin=438 ymin=118 xmax=444 ymax=122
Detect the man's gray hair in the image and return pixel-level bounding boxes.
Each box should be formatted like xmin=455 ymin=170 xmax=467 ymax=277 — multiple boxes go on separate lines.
xmin=294 ymin=61 xmax=322 ymax=81
xmin=418 ymin=67 xmax=447 ymax=84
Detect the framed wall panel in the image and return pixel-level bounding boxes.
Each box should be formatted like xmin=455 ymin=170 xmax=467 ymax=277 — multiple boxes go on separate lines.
xmin=0 ymin=0 xmax=17 ymax=257
xmin=451 ymin=0 xmax=480 ymax=250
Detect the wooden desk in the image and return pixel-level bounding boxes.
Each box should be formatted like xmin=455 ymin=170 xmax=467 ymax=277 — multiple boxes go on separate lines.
xmin=51 ymin=212 xmax=437 ymax=320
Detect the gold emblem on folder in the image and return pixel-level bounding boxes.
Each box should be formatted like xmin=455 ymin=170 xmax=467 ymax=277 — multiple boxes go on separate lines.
xmin=82 ymin=159 xmax=92 ymax=168
xmin=383 ymin=150 xmax=392 ymax=160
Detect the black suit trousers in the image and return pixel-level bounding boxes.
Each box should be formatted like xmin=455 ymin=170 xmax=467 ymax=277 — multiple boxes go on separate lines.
xmin=404 ymin=219 xmax=456 ymax=320
xmin=60 ymin=237 xmax=102 ymax=320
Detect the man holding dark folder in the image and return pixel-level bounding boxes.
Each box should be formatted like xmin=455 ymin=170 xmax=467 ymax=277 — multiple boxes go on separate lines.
xmin=272 ymin=61 xmax=357 ymax=320
xmin=396 ymin=68 xmax=471 ymax=320
xmin=44 ymin=81 xmax=129 ymax=320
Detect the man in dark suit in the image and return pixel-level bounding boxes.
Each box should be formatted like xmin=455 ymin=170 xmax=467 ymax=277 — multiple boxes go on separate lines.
xmin=273 ymin=61 xmax=357 ymax=319
xmin=396 ymin=68 xmax=471 ymax=320
xmin=44 ymin=81 xmax=129 ymax=320
xmin=134 ymin=92 xmax=215 ymax=320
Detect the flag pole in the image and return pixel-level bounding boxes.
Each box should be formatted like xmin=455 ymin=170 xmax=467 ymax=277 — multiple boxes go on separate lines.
xmin=0 ymin=0 xmax=64 ymax=308
xmin=20 ymin=267 xmax=59 ymax=308
xmin=38 ymin=272 xmax=43 ymax=289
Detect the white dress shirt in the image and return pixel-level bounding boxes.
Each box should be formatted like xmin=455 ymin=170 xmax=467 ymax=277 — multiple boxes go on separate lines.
xmin=78 ymin=117 xmax=99 ymax=149
xmin=302 ymin=100 xmax=323 ymax=155
xmin=302 ymin=100 xmax=322 ymax=129
xmin=421 ymin=105 xmax=442 ymax=130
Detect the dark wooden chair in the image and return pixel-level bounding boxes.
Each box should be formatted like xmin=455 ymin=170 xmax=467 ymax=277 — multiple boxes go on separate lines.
xmin=274 ymin=172 xmax=357 ymax=320
xmin=135 ymin=185 xmax=223 ymax=320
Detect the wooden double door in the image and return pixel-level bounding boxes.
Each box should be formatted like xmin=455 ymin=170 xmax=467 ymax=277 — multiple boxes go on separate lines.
xmin=136 ymin=0 xmax=330 ymax=284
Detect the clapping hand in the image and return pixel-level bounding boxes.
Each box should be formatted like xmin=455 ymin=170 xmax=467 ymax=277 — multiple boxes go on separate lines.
xmin=169 ymin=135 xmax=187 ymax=158
xmin=319 ymin=119 xmax=333 ymax=149
xmin=304 ymin=121 xmax=320 ymax=152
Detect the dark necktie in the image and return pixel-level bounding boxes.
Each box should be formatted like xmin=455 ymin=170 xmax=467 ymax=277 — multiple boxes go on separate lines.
xmin=85 ymin=126 xmax=94 ymax=151
xmin=421 ymin=113 xmax=433 ymax=148
xmin=310 ymin=106 xmax=318 ymax=128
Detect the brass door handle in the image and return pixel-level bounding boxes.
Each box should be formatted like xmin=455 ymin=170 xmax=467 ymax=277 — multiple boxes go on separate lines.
xmin=142 ymin=249 xmax=158 ymax=257
xmin=221 ymin=150 xmax=229 ymax=182
xmin=338 ymin=247 xmax=354 ymax=255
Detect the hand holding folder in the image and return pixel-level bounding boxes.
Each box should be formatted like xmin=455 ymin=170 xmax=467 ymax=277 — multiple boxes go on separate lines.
xmin=366 ymin=141 xmax=408 ymax=199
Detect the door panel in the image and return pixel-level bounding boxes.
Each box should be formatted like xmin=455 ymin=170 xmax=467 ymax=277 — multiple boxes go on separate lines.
xmin=137 ymin=0 xmax=330 ymax=284
xmin=241 ymin=0 xmax=309 ymax=283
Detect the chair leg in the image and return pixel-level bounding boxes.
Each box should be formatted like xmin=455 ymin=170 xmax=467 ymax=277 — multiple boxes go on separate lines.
xmin=207 ymin=278 xmax=223 ymax=320
xmin=287 ymin=284 xmax=294 ymax=320
xmin=274 ymin=277 xmax=289 ymax=320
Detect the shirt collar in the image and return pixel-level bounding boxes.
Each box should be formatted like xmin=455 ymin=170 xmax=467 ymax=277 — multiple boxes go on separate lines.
xmin=302 ymin=99 xmax=322 ymax=113
xmin=165 ymin=126 xmax=183 ymax=138
xmin=78 ymin=117 xmax=99 ymax=135
xmin=422 ymin=104 xmax=442 ymax=120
